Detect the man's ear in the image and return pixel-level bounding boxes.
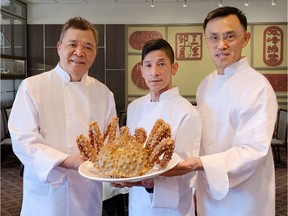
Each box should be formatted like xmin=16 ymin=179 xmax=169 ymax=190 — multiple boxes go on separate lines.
xmin=242 ymin=32 xmax=251 ymax=48
xmin=171 ymin=62 xmax=179 ymax=76
xmin=57 ymin=41 xmax=61 ymax=54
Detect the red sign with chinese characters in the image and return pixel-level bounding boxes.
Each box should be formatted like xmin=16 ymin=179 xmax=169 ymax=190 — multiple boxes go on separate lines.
xmin=263 ymin=74 xmax=287 ymax=91
xmin=263 ymin=26 xmax=283 ymax=66
xmin=129 ymin=31 xmax=163 ymax=50
xmin=175 ymin=33 xmax=202 ymax=61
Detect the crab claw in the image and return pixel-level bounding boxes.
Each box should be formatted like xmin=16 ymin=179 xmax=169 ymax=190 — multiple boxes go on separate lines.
xmin=103 ymin=116 xmax=119 ymax=143
xmin=150 ymin=137 xmax=175 ymax=168
xmin=134 ymin=127 xmax=147 ymax=145
xmin=89 ymin=121 xmax=104 ymax=153
xmin=76 ymin=134 xmax=98 ymax=163
xmin=145 ymin=119 xmax=172 ymax=153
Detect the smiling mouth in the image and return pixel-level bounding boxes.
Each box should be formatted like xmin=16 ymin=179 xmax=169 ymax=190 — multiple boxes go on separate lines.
xmin=216 ymin=53 xmax=229 ymax=57
xmin=71 ymin=59 xmax=85 ymax=64
xmin=149 ymin=79 xmax=162 ymax=83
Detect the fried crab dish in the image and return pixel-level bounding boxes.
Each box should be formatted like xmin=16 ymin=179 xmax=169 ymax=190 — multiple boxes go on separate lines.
xmin=76 ymin=117 xmax=175 ymax=178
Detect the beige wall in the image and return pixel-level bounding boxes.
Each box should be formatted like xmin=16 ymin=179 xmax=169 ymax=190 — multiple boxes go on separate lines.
xmin=127 ymin=24 xmax=287 ymax=108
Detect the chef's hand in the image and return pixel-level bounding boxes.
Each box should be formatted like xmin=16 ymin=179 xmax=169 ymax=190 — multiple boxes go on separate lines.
xmin=111 ymin=179 xmax=154 ymax=189
xmin=162 ymin=157 xmax=203 ymax=177
xmin=59 ymin=154 xmax=85 ymax=170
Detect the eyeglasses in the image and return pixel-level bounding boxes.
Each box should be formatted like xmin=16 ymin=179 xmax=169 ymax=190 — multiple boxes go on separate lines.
xmin=205 ymin=32 xmax=245 ymax=43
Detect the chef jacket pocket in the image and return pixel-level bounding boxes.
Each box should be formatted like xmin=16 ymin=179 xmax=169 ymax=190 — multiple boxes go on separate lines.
xmin=25 ymin=175 xmax=50 ymax=196
xmin=47 ymin=168 xmax=67 ymax=188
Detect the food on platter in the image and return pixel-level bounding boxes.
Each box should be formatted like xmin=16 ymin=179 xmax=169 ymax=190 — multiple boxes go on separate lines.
xmin=77 ymin=117 xmax=175 ymax=178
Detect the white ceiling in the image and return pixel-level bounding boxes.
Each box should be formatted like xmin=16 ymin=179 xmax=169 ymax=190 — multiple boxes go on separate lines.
xmin=21 ymin=0 xmax=284 ymax=24
xmin=23 ymin=0 xmax=271 ymax=4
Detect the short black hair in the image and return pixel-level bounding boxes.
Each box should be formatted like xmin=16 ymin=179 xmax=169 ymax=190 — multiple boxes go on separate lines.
xmin=203 ymin=6 xmax=248 ymax=32
xmin=142 ymin=38 xmax=175 ymax=64
xmin=59 ymin=17 xmax=98 ymax=45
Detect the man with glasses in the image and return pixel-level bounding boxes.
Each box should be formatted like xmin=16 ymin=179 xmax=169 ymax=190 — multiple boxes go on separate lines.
xmin=164 ymin=6 xmax=278 ymax=216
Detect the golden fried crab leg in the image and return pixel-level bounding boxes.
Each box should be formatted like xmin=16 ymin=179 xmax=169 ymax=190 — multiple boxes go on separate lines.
xmin=77 ymin=120 xmax=105 ymax=162
xmin=145 ymin=119 xmax=172 ymax=153
xmin=118 ymin=126 xmax=132 ymax=144
xmin=150 ymin=137 xmax=175 ymax=167
xmin=76 ymin=135 xmax=98 ymax=163
xmin=89 ymin=122 xmax=104 ymax=153
xmin=134 ymin=127 xmax=147 ymax=145
xmin=103 ymin=116 xmax=119 ymax=143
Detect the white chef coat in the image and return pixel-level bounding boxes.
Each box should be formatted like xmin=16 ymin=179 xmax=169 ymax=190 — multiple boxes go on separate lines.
xmin=127 ymin=87 xmax=202 ymax=216
xmin=196 ymin=57 xmax=278 ymax=216
xmin=8 ymin=64 xmax=117 ymax=216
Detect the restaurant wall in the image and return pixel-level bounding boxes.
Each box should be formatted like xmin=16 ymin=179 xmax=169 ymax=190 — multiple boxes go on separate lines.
xmin=126 ymin=23 xmax=287 ymax=109
xmin=25 ymin=0 xmax=287 ymax=110
xmin=24 ymin=22 xmax=288 ymax=111
xmin=2 ymin=1 xmax=287 ymax=111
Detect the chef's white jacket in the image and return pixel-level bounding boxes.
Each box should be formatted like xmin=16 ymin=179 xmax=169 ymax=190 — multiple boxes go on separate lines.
xmin=8 ymin=65 xmax=117 ymax=216
xmin=196 ymin=58 xmax=278 ymax=216
xmin=127 ymin=87 xmax=202 ymax=216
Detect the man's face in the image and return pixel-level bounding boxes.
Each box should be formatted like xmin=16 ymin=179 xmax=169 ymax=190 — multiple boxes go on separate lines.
xmin=141 ymin=50 xmax=178 ymax=97
xmin=57 ymin=28 xmax=97 ymax=81
xmin=204 ymin=14 xmax=250 ymax=74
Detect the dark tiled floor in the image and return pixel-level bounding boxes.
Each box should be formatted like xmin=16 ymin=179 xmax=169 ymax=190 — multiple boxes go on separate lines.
xmin=1 ymin=149 xmax=287 ymax=216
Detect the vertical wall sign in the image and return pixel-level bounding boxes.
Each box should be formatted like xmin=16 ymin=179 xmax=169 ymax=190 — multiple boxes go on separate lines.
xmin=263 ymin=26 xmax=283 ymax=66
xmin=175 ymin=33 xmax=202 ymax=61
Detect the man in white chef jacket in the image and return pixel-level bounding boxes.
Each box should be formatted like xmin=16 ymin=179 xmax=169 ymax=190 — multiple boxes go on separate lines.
xmin=112 ymin=38 xmax=202 ymax=216
xmin=8 ymin=17 xmax=117 ymax=216
xmin=164 ymin=6 xmax=278 ymax=216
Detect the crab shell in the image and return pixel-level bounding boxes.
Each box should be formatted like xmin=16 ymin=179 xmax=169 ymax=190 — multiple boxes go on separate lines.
xmin=97 ymin=138 xmax=150 ymax=178
xmin=77 ymin=117 xmax=175 ymax=178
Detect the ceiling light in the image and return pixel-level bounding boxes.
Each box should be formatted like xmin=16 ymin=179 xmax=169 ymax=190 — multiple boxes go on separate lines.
xmin=151 ymin=0 xmax=155 ymax=8
xmin=218 ymin=0 xmax=223 ymax=7
xmin=245 ymin=0 xmax=249 ymax=6
xmin=271 ymin=0 xmax=276 ymax=6
xmin=183 ymin=0 xmax=188 ymax=7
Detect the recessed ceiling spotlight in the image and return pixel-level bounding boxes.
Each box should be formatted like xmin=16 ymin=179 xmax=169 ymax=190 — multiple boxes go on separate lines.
xmin=183 ymin=0 xmax=188 ymax=7
xmin=245 ymin=0 xmax=249 ymax=6
xmin=218 ymin=0 xmax=223 ymax=7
